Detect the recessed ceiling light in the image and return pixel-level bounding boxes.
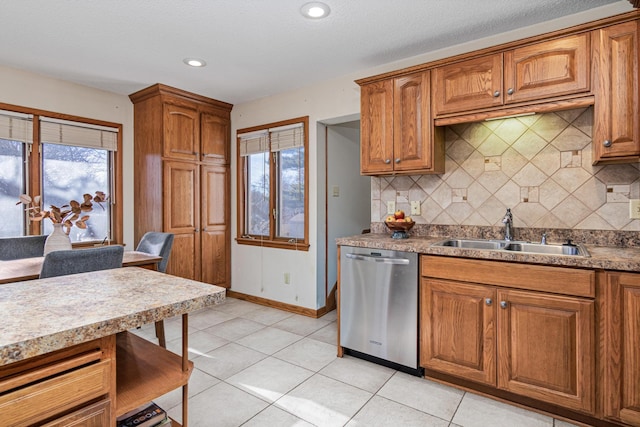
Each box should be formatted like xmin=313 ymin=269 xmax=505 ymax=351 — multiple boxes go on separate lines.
xmin=300 ymin=2 xmax=330 ymax=19
xmin=183 ymin=58 xmax=207 ymax=67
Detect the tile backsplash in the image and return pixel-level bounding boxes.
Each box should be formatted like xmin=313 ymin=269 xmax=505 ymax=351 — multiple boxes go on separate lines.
xmin=372 ymin=107 xmax=640 ymax=231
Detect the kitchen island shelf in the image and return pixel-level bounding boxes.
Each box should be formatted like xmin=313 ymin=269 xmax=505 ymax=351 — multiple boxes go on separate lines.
xmin=116 ymin=330 xmax=192 ymax=416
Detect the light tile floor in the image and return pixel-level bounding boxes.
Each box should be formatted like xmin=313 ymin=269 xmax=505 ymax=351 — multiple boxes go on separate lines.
xmin=132 ymin=298 xmax=581 ymax=427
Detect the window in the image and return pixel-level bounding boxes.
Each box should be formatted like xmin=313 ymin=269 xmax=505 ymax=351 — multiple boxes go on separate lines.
xmin=237 ymin=116 xmax=309 ymax=250
xmin=0 ymin=106 xmax=122 ymax=244
xmin=0 ymin=111 xmax=31 ymax=237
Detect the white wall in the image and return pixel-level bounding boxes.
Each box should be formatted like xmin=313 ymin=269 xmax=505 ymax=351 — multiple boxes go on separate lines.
xmin=0 ymin=66 xmax=136 ymax=249
xmin=326 ymin=122 xmax=371 ymax=294
xmin=230 ymin=2 xmax=631 ymax=310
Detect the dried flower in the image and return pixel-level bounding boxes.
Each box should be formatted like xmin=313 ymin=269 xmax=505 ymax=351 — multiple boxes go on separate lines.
xmin=17 ymin=192 xmax=108 ymax=235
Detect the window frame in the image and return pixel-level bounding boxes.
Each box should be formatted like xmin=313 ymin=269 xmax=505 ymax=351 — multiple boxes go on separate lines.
xmin=236 ymin=116 xmax=309 ymax=251
xmin=0 ymin=102 xmax=123 ymax=246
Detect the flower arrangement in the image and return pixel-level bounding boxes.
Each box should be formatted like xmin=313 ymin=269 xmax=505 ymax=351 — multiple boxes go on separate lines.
xmin=17 ymin=191 xmax=108 ymax=235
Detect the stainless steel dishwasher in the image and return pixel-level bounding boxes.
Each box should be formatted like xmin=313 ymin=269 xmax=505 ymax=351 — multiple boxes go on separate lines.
xmin=339 ymin=246 xmax=421 ymax=375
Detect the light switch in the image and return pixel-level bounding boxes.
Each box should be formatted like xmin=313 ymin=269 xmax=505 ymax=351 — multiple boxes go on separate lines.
xmin=630 ymin=199 xmax=640 ymax=219
xmin=387 ymin=201 xmax=396 ymax=214
xmin=411 ymin=201 xmax=421 ymax=215
xmin=332 ymin=186 xmax=340 ymax=197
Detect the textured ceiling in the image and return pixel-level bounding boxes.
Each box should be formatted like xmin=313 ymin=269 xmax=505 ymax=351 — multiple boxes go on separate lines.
xmin=0 ymin=0 xmax=630 ymax=105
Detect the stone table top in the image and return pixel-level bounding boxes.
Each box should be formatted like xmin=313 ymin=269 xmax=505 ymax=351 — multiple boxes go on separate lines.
xmin=337 ymin=234 xmax=640 ymax=272
xmin=0 ymin=267 xmax=226 ymax=366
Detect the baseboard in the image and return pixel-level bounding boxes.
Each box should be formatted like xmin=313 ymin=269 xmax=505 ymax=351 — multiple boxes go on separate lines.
xmin=226 ymin=290 xmax=332 ymax=319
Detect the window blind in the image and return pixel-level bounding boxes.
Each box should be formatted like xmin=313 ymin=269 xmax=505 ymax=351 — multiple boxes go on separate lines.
xmin=270 ymin=123 xmax=304 ymax=152
xmin=0 ymin=110 xmax=33 ymax=144
xmin=40 ymin=117 xmax=118 ymax=151
xmin=238 ymin=130 xmax=269 ymax=156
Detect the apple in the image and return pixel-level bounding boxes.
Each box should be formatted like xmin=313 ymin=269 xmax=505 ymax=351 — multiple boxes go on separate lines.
xmin=394 ymin=210 xmax=405 ymax=220
xmin=404 ymin=216 xmax=412 ymax=222
xmin=385 ymin=215 xmax=395 ymax=222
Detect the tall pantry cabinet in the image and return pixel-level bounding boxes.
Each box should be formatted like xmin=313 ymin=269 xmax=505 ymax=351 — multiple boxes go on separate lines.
xmin=129 ymin=84 xmax=233 ymax=288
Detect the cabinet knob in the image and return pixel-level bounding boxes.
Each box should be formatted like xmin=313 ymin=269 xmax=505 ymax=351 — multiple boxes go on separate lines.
xmin=485 ymin=298 xmax=493 ymax=306
xmin=603 ymin=140 xmax=612 ymax=148
xmin=500 ymin=301 xmax=508 ymax=309
xmin=493 ymin=90 xmax=500 ymax=97
xmin=384 ymin=159 xmax=391 ymax=164
xmin=395 ymin=158 xmax=401 ymax=164
xmin=507 ymin=88 xmax=514 ymax=95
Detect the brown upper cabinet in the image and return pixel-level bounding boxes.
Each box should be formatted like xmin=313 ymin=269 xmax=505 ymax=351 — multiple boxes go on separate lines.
xmin=433 ymin=33 xmax=590 ymax=116
xmin=360 ymin=70 xmax=444 ymax=175
xmin=163 ymin=103 xmax=230 ymax=164
xmin=592 ymin=20 xmax=640 ymax=164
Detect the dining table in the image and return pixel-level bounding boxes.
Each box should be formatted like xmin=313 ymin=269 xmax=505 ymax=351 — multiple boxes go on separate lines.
xmin=0 ymin=250 xmax=162 ymax=284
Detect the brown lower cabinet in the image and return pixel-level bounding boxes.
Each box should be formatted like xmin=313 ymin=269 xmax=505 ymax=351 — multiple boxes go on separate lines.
xmin=0 ymin=328 xmax=192 ymax=427
xmin=603 ymin=272 xmax=640 ymax=426
xmin=421 ymin=255 xmax=595 ymax=415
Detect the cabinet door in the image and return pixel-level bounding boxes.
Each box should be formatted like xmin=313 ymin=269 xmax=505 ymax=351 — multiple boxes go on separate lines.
xmin=201 ymin=111 xmax=230 ymax=164
xmin=504 ymin=33 xmax=590 ymax=104
xmin=163 ymin=160 xmax=200 ymax=280
xmin=163 ymin=103 xmax=199 ymax=161
xmin=201 ymin=165 xmax=229 ymax=287
xmin=433 ymin=54 xmax=503 ymax=115
xmin=393 ymin=71 xmax=434 ymax=172
xmin=603 ymin=272 xmax=640 ymax=425
xmin=360 ymin=79 xmax=394 ymax=174
xmin=497 ymin=289 xmax=594 ymax=413
xmin=592 ymin=21 xmax=640 ymax=163
xmin=421 ymin=278 xmax=496 ymax=385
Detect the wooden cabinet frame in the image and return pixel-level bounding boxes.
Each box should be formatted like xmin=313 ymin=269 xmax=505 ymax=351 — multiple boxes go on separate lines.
xmin=130 ymin=84 xmax=232 ymax=287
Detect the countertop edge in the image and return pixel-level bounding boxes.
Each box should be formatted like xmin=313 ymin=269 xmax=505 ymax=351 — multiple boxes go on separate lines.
xmin=337 ymin=234 xmax=640 ymax=272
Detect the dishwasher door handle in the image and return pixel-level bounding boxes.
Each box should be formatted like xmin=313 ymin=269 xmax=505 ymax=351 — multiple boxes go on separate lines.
xmin=345 ymin=253 xmax=410 ymax=265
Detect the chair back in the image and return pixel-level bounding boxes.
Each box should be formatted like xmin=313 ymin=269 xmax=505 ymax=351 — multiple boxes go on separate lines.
xmin=136 ymin=232 xmax=174 ymax=273
xmin=0 ymin=235 xmax=47 ymax=260
xmin=39 ymin=246 xmax=124 ymax=279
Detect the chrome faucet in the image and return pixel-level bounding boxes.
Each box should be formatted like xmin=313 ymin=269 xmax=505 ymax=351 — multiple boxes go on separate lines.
xmin=502 ymin=208 xmax=513 ymax=241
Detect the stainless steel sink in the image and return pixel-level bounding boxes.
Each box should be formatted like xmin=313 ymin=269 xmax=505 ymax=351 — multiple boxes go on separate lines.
xmin=503 ymin=242 xmax=590 ymax=257
xmin=432 ymin=238 xmax=590 ymax=257
xmin=434 ymin=238 xmax=509 ymax=250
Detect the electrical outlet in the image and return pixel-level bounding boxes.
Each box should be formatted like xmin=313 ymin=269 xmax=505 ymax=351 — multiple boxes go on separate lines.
xmin=411 ymin=201 xmax=421 ymax=215
xmin=387 ymin=201 xmax=396 ymax=214
xmin=284 ymin=272 xmax=290 ymax=284
xmin=630 ymin=199 xmax=640 ymax=219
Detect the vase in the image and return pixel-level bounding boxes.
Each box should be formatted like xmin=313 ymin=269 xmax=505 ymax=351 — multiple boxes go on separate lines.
xmin=44 ymin=223 xmax=72 ymax=255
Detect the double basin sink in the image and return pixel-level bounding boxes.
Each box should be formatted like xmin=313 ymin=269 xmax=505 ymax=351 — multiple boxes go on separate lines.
xmin=432 ymin=238 xmax=590 ymax=257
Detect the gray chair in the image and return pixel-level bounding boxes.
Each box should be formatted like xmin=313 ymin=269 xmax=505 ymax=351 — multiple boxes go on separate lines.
xmin=136 ymin=232 xmax=174 ymax=273
xmin=0 ymin=235 xmax=48 ymax=260
xmin=136 ymin=232 xmax=174 ymax=348
xmin=39 ymin=246 xmax=124 ymax=279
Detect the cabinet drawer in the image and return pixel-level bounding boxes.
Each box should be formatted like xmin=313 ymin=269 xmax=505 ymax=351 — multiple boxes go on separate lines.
xmin=0 ymin=359 xmax=111 ymax=427
xmin=41 ymin=399 xmax=111 ymax=427
xmin=421 ymin=255 xmax=594 ymax=298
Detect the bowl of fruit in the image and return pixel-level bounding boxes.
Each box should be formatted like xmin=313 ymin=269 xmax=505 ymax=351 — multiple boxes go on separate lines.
xmin=384 ymin=210 xmax=415 ymax=239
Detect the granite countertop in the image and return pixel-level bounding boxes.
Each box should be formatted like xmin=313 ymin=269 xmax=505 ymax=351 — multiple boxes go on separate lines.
xmin=337 ymin=233 xmax=640 ymax=272
xmin=0 ymin=267 xmax=226 ymax=366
